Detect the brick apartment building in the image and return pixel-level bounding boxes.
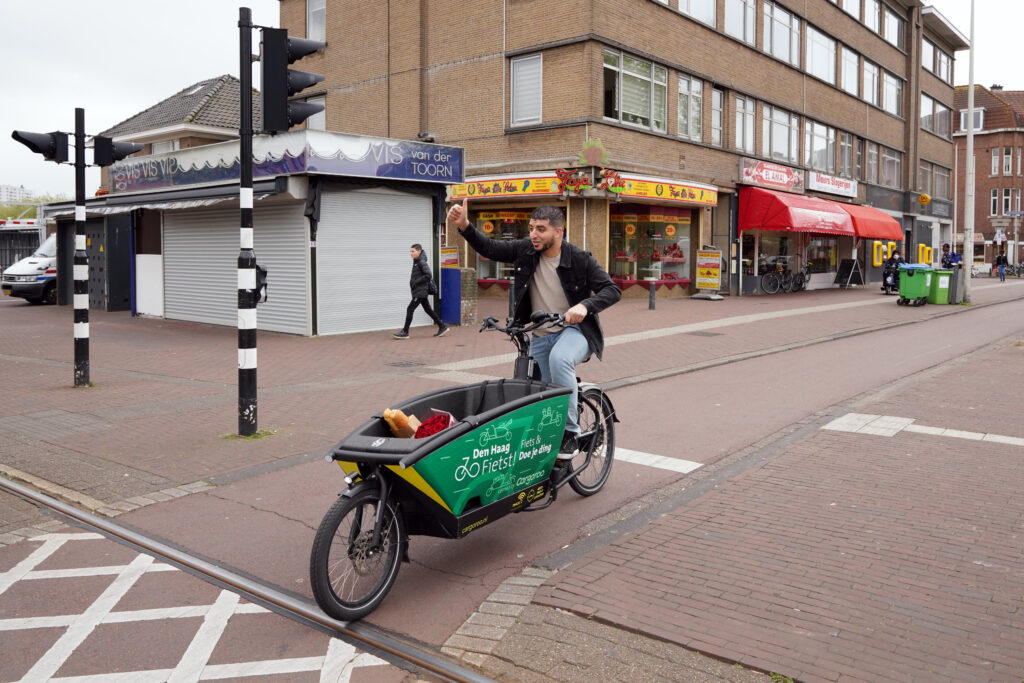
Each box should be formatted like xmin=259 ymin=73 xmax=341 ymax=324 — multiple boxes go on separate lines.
xmin=279 ymin=0 xmax=966 ymax=296
xmin=953 ymin=85 xmax=1024 ymax=268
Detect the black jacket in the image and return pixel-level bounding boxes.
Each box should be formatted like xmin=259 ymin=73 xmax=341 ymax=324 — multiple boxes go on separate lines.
xmin=458 ymin=222 xmax=621 ymax=359
xmin=410 ymin=252 xmax=434 ymax=298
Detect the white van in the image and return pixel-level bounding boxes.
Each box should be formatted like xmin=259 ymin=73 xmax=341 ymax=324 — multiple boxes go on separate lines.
xmin=1 ymin=234 xmax=58 ymax=304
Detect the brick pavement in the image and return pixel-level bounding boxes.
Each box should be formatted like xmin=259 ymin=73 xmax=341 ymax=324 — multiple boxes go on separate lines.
xmin=3 ymin=280 xmax=1024 ymax=680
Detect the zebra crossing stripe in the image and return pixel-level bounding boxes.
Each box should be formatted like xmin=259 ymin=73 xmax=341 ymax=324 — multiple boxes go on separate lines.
xmin=615 ymin=448 xmax=703 ymax=473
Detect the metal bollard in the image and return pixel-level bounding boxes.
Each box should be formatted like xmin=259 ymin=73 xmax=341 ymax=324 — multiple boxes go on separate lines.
xmin=649 ymin=281 xmax=656 ymax=310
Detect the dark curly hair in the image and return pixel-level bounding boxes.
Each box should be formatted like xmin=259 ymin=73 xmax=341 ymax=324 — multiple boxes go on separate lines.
xmin=530 ymin=205 xmax=565 ymax=229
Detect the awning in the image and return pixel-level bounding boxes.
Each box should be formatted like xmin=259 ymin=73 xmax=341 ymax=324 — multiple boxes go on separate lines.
xmin=738 ymin=186 xmax=855 ymax=236
xmin=838 ymin=203 xmax=903 ymax=240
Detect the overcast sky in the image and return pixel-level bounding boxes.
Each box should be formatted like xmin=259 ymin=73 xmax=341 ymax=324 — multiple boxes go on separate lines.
xmin=0 ymin=1 xmax=1017 ymax=200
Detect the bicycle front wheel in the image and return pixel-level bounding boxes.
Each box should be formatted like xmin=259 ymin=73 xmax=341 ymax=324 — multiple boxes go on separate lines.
xmin=310 ymin=488 xmax=407 ymax=621
xmin=569 ymin=387 xmax=615 ymax=496
xmin=761 ymin=271 xmax=780 ymax=294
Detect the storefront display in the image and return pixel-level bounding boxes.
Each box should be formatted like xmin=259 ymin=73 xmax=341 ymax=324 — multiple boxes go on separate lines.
xmin=469 ymin=210 xmax=531 ymax=285
xmin=609 ymin=204 xmax=691 ymax=288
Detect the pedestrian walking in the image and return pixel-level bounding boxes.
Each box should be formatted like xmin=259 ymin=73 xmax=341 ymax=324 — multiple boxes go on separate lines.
xmin=995 ymin=251 xmax=1008 ymax=282
xmin=393 ymin=244 xmax=448 ymax=339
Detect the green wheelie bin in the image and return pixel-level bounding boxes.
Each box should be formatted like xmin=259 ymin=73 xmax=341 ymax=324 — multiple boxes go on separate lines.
xmin=928 ymin=269 xmax=953 ymax=304
xmin=897 ymin=264 xmax=931 ymax=306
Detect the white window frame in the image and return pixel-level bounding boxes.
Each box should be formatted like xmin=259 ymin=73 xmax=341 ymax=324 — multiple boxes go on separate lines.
xmin=866 ymin=141 xmax=878 ymax=184
xmin=882 ymin=72 xmax=902 ymax=116
xmin=839 ymin=132 xmax=854 ymax=178
xmin=933 ymin=164 xmax=950 ymax=200
xmin=959 ymin=109 xmax=984 ymax=132
xmin=992 ymin=148 xmax=1000 ymax=176
xmin=1018 ymin=147 xmax=1022 ymax=175
xmin=762 ymin=105 xmax=799 ymax=163
xmin=603 ymin=49 xmax=668 ymax=133
xmin=918 ymin=160 xmax=932 ymax=195
xmin=510 ymin=54 xmax=543 ymax=126
xmin=865 ymin=0 xmax=881 ymax=33
xmin=805 ymin=119 xmax=836 ymax=173
xmin=680 ymin=0 xmax=716 ymax=26
xmin=840 ymin=47 xmax=859 ymax=96
xmin=677 ymin=75 xmax=703 ymax=140
xmin=711 ymin=88 xmax=724 ymax=146
xmin=1004 ymin=146 xmax=1013 ymax=175
xmin=807 ymin=26 xmax=836 ymax=85
xmin=880 ymin=146 xmax=901 ymax=189
xmin=307 ymin=0 xmax=326 ymax=42
xmin=724 ymin=0 xmax=756 ymax=44
xmin=151 ymin=140 xmax=180 ymax=155
xmin=863 ymin=61 xmax=879 ymax=106
xmin=990 ymin=188 xmax=999 ymax=216
xmin=735 ymin=96 xmax=755 ymax=154
xmin=883 ymin=6 xmax=904 ymax=49
xmin=841 ymin=0 xmax=860 ymax=18
xmin=763 ymin=2 xmax=800 ymax=67
xmin=1004 ymin=188 xmax=1013 ymax=215
xmin=921 ymin=38 xmax=935 ymax=74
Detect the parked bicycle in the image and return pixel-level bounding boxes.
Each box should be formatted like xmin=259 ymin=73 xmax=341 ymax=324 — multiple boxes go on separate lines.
xmin=309 ymin=311 xmax=617 ymax=621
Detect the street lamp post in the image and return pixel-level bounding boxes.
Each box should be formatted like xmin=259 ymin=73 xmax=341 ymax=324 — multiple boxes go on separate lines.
xmin=962 ymin=0 xmax=976 ymax=302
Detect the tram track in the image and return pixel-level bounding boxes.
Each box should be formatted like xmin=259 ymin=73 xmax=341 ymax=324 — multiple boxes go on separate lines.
xmin=0 ymin=475 xmax=494 ymax=683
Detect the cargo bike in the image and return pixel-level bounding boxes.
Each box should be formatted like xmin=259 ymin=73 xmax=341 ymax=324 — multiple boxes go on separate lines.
xmin=309 ymin=312 xmax=618 ymax=620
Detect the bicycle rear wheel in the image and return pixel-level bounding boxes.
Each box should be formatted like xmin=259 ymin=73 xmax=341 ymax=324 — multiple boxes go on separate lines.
xmin=761 ymin=271 xmax=780 ymax=294
xmin=569 ymin=387 xmax=615 ymax=496
xmin=309 ymin=488 xmax=407 ymax=621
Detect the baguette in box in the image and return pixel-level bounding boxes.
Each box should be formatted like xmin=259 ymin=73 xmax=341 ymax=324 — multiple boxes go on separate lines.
xmin=382 ymin=408 xmax=420 ymax=438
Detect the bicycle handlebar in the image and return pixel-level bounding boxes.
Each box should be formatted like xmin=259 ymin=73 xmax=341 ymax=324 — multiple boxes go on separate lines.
xmin=479 ymin=311 xmax=565 ymax=336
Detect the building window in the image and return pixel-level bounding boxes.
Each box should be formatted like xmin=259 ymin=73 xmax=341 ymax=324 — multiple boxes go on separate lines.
xmin=762 ymin=105 xmax=799 ymax=163
xmin=921 ymin=38 xmax=934 ymax=73
xmin=763 ymin=2 xmax=800 ymax=67
xmin=839 ymin=132 xmax=853 ymax=177
xmin=840 ymin=47 xmax=859 ymax=96
xmin=151 ymin=140 xmax=179 ymax=155
xmin=933 ymin=165 xmax=950 ymax=200
xmin=880 ymin=146 xmax=901 ymax=188
xmin=806 ymin=27 xmax=836 ymax=85
xmin=856 ymin=139 xmax=863 ymax=178
xmin=865 ymin=0 xmax=880 ymax=33
xmin=511 ymin=54 xmax=542 ymax=125
xmin=805 ymin=120 xmax=836 ymax=173
xmin=677 ymin=75 xmax=703 ymax=140
xmin=841 ymin=0 xmax=860 ymax=18
xmin=305 ymin=96 xmax=326 ymax=130
xmin=992 ymin=148 xmax=1000 ymax=175
xmin=1018 ymin=147 xmax=1022 ymax=175
xmin=1004 ymin=146 xmax=1013 ymax=175
xmin=918 ymin=160 xmax=932 ymax=196
xmin=680 ymin=0 xmax=716 ymax=25
xmin=604 ymin=49 xmax=667 ymax=132
xmin=959 ymin=109 xmax=984 ymax=131
xmin=883 ymin=6 xmax=904 ymax=49
xmin=1018 ymin=189 xmax=1022 ymax=213
xmin=724 ymin=0 xmax=756 ymax=44
xmin=1004 ymin=188 xmax=1013 ymax=215
xmin=863 ymin=61 xmax=879 ymax=106
xmin=711 ymin=88 xmax=724 ymax=146
xmin=735 ymin=96 xmax=755 ymax=153
xmin=920 ymin=94 xmax=950 ymax=138
xmin=865 ymin=141 xmax=878 ymax=183
xmin=882 ymin=72 xmax=902 ymax=116
xmin=991 ymin=189 xmax=999 ymax=216
xmin=307 ymin=0 xmax=326 ymax=42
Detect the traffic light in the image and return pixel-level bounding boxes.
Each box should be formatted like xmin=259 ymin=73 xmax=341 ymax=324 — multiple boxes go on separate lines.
xmin=260 ymin=27 xmax=325 ymax=134
xmin=93 ymin=136 xmax=144 ymax=166
xmin=11 ymin=131 xmax=69 ymax=162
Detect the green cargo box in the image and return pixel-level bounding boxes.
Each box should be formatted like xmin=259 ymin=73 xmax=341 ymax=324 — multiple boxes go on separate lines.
xmin=928 ymin=269 xmax=953 ymax=304
xmin=898 ymin=265 xmax=931 ymax=302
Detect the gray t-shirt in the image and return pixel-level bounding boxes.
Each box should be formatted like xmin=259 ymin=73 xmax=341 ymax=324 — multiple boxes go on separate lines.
xmin=529 ymin=254 xmax=571 ymax=337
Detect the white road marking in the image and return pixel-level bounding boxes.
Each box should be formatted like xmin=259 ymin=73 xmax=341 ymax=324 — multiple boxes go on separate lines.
xmin=823 ymin=412 xmax=1024 ymax=446
xmin=615 ymin=447 xmax=703 ymax=473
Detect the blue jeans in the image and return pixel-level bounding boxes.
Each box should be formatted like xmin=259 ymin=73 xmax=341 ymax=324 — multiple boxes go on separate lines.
xmin=530 ymin=326 xmax=589 ymax=434
xmin=998 ymin=265 xmax=1006 ymax=281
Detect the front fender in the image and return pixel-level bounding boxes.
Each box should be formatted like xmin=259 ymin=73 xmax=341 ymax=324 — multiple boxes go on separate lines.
xmin=580 ymin=383 xmax=620 ymax=423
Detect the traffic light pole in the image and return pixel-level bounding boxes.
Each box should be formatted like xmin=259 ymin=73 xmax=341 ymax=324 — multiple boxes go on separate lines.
xmin=73 ymin=107 xmax=89 ymax=387
xmin=238 ymin=7 xmax=258 ymax=436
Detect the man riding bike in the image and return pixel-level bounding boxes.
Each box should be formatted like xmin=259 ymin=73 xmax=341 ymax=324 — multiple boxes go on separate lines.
xmin=447 ymin=199 xmax=621 ymax=457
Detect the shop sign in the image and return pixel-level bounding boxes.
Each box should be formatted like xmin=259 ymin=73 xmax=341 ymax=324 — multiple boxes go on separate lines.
xmin=440 ymin=246 xmax=459 ymax=268
xmin=554 ymin=168 xmax=594 ymax=194
xmin=695 ymin=250 xmax=722 ymax=290
xmin=739 ymin=158 xmax=804 ymax=192
xmin=617 ymin=175 xmax=718 ymax=206
xmin=448 ymin=174 xmax=562 ymax=200
xmin=807 ymin=171 xmax=857 ymax=198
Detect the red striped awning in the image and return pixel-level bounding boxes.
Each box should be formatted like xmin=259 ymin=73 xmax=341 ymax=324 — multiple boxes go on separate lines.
xmin=738 ymin=186 xmax=855 ymax=236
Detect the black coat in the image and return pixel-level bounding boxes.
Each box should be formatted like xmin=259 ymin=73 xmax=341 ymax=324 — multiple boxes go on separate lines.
xmin=458 ymin=222 xmax=621 ymax=359
xmin=410 ymin=252 xmax=435 ymax=298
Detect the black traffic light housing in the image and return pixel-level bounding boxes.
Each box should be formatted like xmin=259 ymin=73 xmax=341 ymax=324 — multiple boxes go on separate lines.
xmin=11 ymin=130 xmax=69 ymax=162
xmin=93 ymin=136 xmax=144 ymax=166
xmin=260 ymin=28 xmax=325 ymax=134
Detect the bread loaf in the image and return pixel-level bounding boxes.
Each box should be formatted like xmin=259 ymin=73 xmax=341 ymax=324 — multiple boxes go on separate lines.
xmin=382 ymin=408 xmax=420 ymax=438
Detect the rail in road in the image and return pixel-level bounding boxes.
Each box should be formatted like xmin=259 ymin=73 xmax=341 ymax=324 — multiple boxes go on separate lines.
xmin=0 ymin=476 xmax=493 ymax=683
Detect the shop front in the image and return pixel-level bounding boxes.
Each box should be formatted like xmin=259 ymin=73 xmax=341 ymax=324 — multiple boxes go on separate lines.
xmin=738 ymin=185 xmax=857 ymax=294
xmin=447 ymin=163 xmax=718 ymax=299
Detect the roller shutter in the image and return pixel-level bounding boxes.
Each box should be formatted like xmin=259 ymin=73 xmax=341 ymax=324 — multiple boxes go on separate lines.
xmin=317 ymin=188 xmax=433 ymax=335
xmin=163 ymin=204 xmax=309 ymax=334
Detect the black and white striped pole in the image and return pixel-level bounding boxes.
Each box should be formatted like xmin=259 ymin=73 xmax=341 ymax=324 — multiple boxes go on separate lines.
xmin=238 ymin=6 xmax=258 ymax=436
xmin=72 ymin=108 xmax=89 ymax=386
